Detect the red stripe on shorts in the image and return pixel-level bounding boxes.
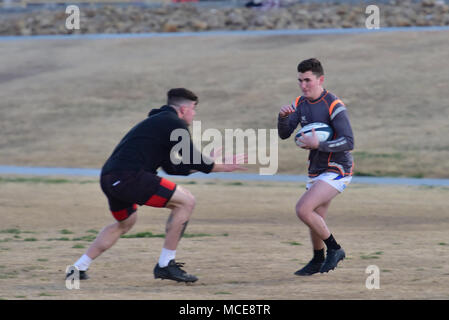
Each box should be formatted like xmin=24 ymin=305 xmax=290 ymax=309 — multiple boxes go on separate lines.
xmin=112 ymin=204 xmax=137 ymax=221
xmin=160 ymin=178 xmax=176 ymax=190
xmin=145 ymin=195 xmax=167 ymax=207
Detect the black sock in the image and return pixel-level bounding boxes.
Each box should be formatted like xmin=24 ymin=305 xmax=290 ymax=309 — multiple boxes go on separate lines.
xmin=324 ymin=234 xmax=341 ymax=250
xmin=312 ymin=249 xmax=325 ymax=263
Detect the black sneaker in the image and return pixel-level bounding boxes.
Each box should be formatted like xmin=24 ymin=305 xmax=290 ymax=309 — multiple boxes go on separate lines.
xmin=320 ymin=248 xmax=345 ymax=273
xmin=154 ymin=260 xmax=198 ymax=283
xmin=294 ymin=259 xmax=324 ymax=276
xmin=65 ymin=268 xmax=89 ymax=280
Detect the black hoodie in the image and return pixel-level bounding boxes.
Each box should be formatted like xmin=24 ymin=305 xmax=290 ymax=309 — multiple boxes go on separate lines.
xmin=101 ymin=105 xmax=214 ymax=176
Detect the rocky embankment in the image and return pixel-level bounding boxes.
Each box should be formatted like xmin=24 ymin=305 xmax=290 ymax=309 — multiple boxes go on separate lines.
xmin=1 ymin=0 xmax=449 ymax=36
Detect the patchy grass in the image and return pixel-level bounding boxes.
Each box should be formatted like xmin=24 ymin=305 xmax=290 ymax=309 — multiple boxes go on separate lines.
xmin=1 ymin=178 xmax=449 ymax=299
xmin=47 ymin=234 xmax=96 ymax=242
xmin=284 ymin=241 xmax=302 ymax=246
xmin=72 ymin=235 xmax=96 ymax=242
xmin=0 ymin=228 xmax=35 ymax=235
xmin=0 ymin=177 xmax=71 ymax=184
xmin=46 ymin=237 xmax=70 ymax=241
xmin=0 ymin=177 xmax=96 ymax=184
xmin=121 ymin=232 xmax=165 ymax=239
xmin=0 ymin=228 xmax=21 ymax=234
xmin=121 ymin=232 xmax=218 ymax=239
xmin=361 ymin=255 xmax=380 ymax=260
xmin=226 ymin=182 xmax=244 ymax=186
xmin=38 ymin=293 xmax=55 ymax=297
xmin=360 ymin=251 xmax=383 ymax=260
xmin=0 ymin=270 xmax=18 ymax=279
xmin=183 ymin=233 xmax=214 ymax=238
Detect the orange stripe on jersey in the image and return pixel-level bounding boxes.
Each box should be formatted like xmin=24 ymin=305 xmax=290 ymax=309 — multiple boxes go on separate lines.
xmin=308 ymin=172 xmax=320 ymax=177
xmin=294 ymin=96 xmax=302 ymax=107
xmin=328 ymin=99 xmax=343 ymax=116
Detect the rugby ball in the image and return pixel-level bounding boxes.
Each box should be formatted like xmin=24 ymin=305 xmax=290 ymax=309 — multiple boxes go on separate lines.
xmin=295 ymin=122 xmax=333 ymax=147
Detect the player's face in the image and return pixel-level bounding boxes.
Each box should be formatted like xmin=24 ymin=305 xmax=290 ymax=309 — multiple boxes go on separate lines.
xmin=298 ymin=71 xmax=324 ymax=100
xmin=180 ymin=101 xmax=197 ymax=125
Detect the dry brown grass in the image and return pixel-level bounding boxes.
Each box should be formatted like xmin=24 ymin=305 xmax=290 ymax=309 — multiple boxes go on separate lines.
xmin=1 ymin=30 xmax=449 ymax=300
xmin=1 ymin=31 xmax=449 ymax=177
xmin=0 ymin=178 xmax=448 ymax=299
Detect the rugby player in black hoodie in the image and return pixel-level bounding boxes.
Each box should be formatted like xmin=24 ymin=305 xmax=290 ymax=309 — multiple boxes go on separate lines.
xmin=67 ymin=88 xmax=247 ymax=283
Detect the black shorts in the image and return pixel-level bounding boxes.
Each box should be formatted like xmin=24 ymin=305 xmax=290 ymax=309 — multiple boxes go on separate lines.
xmin=100 ymin=170 xmax=177 ymax=221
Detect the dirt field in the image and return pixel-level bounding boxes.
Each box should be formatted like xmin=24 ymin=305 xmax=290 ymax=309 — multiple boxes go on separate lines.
xmin=0 ymin=177 xmax=448 ymax=300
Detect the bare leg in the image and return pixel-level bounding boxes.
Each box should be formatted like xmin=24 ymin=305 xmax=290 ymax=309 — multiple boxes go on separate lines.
xmin=309 ymin=200 xmax=332 ymax=250
xmin=295 ymin=181 xmax=345 ymax=275
xmin=86 ymin=213 xmax=138 ymax=259
xmin=163 ymin=186 xmax=196 ymax=250
xmin=153 ymin=186 xmax=198 ymax=282
xmin=296 ymin=180 xmax=339 ymax=241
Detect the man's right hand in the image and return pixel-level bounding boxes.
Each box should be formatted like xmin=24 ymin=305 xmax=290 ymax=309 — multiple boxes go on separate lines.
xmin=279 ymin=104 xmax=296 ymax=117
xmin=212 ymin=154 xmax=248 ymax=172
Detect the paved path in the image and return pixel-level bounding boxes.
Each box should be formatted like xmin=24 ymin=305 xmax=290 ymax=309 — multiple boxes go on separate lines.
xmin=1 ymin=165 xmax=448 ymax=186
xmin=1 ymin=26 xmax=449 ymax=42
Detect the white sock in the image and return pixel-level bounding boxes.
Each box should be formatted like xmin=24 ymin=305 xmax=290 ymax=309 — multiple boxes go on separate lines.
xmin=158 ymin=248 xmax=176 ymax=267
xmin=74 ymin=254 xmax=92 ymax=271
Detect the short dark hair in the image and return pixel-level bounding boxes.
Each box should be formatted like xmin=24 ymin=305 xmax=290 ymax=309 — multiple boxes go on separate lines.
xmin=297 ymin=58 xmax=324 ymax=77
xmin=167 ymin=88 xmax=198 ymax=107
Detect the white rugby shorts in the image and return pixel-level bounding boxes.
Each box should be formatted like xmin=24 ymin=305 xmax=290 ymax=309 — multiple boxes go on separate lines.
xmin=306 ymin=172 xmax=352 ymax=193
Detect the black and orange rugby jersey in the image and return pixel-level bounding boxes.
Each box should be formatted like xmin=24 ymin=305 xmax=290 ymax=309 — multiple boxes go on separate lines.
xmin=277 ymin=89 xmax=354 ymax=177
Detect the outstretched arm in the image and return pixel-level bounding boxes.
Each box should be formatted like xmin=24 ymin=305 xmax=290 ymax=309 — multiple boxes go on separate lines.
xmin=211 ymin=153 xmax=248 ymax=172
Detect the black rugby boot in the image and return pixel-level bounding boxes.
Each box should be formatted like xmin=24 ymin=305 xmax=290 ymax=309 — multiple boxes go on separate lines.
xmin=154 ymin=260 xmax=198 ymax=283
xmin=294 ymin=259 xmax=324 ymax=276
xmin=320 ymin=248 xmax=346 ymax=273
